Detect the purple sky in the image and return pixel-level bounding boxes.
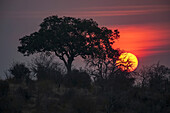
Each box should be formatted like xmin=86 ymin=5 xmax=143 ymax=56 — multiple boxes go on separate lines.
xmin=0 ymin=0 xmax=170 ymax=78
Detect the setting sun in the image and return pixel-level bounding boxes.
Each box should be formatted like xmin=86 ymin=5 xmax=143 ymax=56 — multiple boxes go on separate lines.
xmin=116 ymin=52 xmax=138 ymax=72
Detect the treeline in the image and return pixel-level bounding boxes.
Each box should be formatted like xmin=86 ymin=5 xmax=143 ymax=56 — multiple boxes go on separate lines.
xmin=0 ymin=54 xmax=170 ymax=113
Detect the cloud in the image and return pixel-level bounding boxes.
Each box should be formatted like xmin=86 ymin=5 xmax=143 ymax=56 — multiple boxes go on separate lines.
xmin=68 ymin=4 xmax=170 ymax=17
xmin=79 ymin=4 xmax=170 ymax=10
xmin=1 ymin=5 xmax=170 ymax=19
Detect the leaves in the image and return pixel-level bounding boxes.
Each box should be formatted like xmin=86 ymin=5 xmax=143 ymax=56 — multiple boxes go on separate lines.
xmin=18 ymin=15 xmax=119 ymax=73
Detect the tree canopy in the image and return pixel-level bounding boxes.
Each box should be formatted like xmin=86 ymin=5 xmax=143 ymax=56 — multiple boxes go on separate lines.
xmin=18 ymin=15 xmax=119 ymax=73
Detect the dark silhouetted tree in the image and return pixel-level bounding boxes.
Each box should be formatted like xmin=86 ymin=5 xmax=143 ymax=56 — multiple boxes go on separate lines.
xmin=85 ymin=29 xmax=120 ymax=78
xmin=31 ymin=53 xmax=63 ymax=87
xmin=137 ymin=65 xmax=152 ymax=88
xmin=9 ymin=62 xmax=30 ymax=82
xmin=148 ymin=63 xmax=170 ymax=92
xmin=137 ymin=62 xmax=170 ymax=92
xmin=18 ymin=15 xmax=119 ymax=73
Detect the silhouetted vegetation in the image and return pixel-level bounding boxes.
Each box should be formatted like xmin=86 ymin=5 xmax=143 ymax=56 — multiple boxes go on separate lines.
xmin=9 ymin=62 xmax=30 ymax=83
xmin=1 ymin=16 xmax=170 ymax=113
xmin=1 ymin=55 xmax=170 ymax=113
xmin=18 ymin=16 xmax=119 ymax=74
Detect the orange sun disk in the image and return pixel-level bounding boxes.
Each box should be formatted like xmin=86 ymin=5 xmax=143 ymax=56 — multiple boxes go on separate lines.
xmin=116 ymin=52 xmax=138 ymax=72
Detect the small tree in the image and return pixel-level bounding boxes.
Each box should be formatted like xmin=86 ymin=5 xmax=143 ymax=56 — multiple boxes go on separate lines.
xmin=138 ymin=63 xmax=170 ymax=91
xmin=148 ymin=63 xmax=170 ymax=92
xmin=31 ymin=53 xmax=63 ymax=87
xmin=9 ymin=62 xmax=30 ymax=82
xmin=18 ymin=15 xmax=119 ymax=73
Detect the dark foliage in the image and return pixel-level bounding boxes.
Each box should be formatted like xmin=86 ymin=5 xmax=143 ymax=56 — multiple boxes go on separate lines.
xmin=18 ymin=15 xmax=119 ymax=73
xmin=1 ymin=63 xmax=170 ymax=113
xmin=9 ymin=62 xmax=30 ymax=83
xmin=63 ymin=70 xmax=91 ymax=89
xmin=31 ymin=53 xmax=63 ymax=87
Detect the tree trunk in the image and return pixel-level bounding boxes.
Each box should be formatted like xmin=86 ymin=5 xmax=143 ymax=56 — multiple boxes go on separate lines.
xmin=66 ymin=57 xmax=74 ymax=74
xmin=67 ymin=62 xmax=72 ymax=74
xmin=60 ymin=55 xmax=74 ymax=74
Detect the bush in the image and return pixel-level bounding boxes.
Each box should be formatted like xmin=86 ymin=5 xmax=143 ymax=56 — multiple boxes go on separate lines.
xmin=64 ymin=70 xmax=91 ymax=89
xmin=9 ymin=62 xmax=30 ymax=82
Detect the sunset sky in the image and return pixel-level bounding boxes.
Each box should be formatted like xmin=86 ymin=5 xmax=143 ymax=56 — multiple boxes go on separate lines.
xmin=0 ymin=0 xmax=170 ymax=78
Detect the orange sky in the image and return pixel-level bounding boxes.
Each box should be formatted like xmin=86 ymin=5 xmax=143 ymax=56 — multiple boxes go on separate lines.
xmin=109 ymin=23 xmax=170 ymax=58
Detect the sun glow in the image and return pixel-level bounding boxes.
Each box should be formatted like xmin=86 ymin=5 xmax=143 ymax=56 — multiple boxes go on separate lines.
xmin=116 ymin=52 xmax=138 ymax=72
xmin=110 ymin=23 xmax=170 ymax=58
